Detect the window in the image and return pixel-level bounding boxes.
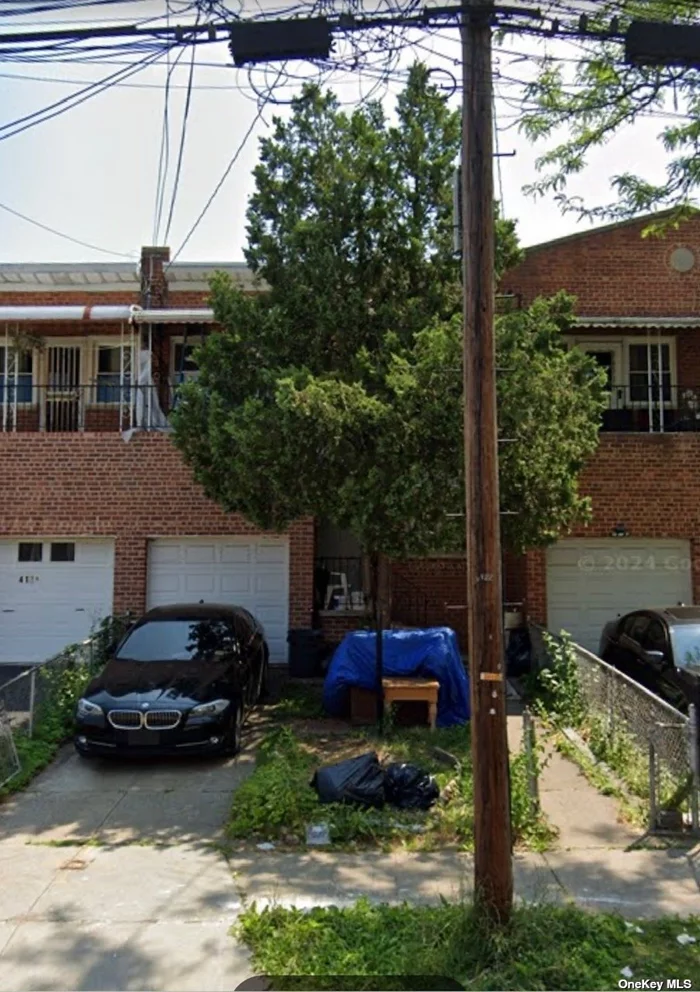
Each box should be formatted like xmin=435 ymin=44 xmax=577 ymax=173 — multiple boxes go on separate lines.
xmin=671 ymin=625 xmax=700 ymax=672
xmin=173 ymin=343 xmax=199 ymax=384
xmin=622 ymin=614 xmax=649 ymax=643
xmin=18 ymin=542 xmax=42 ymax=563
xmin=115 ymin=618 xmax=238 ymax=662
xmin=628 ymin=343 xmax=672 ymax=403
xmin=640 ymin=619 xmax=667 ymax=653
xmin=0 ymin=348 xmax=33 ymax=404
xmin=96 ymin=345 xmax=131 ymax=403
xmin=50 ymin=542 xmax=75 ymax=562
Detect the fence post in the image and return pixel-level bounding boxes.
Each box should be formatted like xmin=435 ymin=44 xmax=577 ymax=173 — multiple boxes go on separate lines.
xmin=648 ymin=738 xmax=658 ymax=832
xmin=27 ymin=666 xmax=36 ymax=739
xmin=689 ymin=703 xmax=699 ymax=832
xmin=522 ymin=707 xmax=539 ymax=815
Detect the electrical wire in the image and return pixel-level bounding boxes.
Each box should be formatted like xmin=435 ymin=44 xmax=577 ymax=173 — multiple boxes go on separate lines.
xmin=0 ymin=196 xmax=135 ymax=257
xmin=163 ymin=8 xmax=200 ymax=244
xmin=168 ymin=81 xmax=277 ymax=265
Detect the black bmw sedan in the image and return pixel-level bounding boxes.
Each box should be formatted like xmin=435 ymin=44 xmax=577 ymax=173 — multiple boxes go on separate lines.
xmin=74 ymin=603 xmax=269 ymax=757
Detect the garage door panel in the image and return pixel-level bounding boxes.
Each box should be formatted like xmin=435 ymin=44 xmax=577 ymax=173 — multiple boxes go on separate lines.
xmin=256 ymin=544 xmax=287 ymax=564
xmin=183 ymin=544 xmax=218 ymax=565
xmin=147 ymin=537 xmax=290 ymax=663
xmin=220 ymin=574 xmax=253 ymax=595
xmin=220 ymin=545 xmax=252 ymax=564
xmin=149 ymin=544 xmax=181 ymax=566
xmin=0 ymin=539 xmax=115 ymax=665
xmin=547 ymin=538 xmax=692 ymax=652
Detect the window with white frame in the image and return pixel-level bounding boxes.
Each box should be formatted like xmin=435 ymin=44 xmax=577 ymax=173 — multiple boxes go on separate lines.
xmin=628 ymin=342 xmax=672 ymax=403
xmin=96 ymin=344 xmax=131 ymax=403
xmin=172 ymin=342 xmax=199 ymax=384
xmin=0 ymin=347 xmax=33 ymax=404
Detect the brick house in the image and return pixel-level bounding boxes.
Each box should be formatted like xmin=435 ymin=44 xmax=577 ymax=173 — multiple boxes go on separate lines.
xmin=4 ymin=212 xmax=700 ymax=668
xmin=0 ymin=247 xmax=314 ymax=667
xmin=415 ymin=210 xmax=700 ymax=653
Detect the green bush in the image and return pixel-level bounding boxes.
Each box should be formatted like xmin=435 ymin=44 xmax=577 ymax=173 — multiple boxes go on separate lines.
xmin=530 ymin=632 xmax=586 ymax=728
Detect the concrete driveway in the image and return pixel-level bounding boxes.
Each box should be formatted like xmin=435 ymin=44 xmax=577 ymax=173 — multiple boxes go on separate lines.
xmin=0 ymin=744 xmax=256 ymax=992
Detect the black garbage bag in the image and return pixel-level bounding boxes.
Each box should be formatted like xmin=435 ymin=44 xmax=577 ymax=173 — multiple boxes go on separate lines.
xmin=384 ymin=762 xmax=440 ymax=810
xmin=311 ymin=751 xmax=385 ymax=808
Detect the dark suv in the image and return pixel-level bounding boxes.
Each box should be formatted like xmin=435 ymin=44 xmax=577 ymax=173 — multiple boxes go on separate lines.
xmin=599 ymin=606 xmax=700 ymax=713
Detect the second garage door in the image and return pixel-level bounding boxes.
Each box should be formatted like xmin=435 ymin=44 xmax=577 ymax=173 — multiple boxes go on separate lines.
xmin=147 ymin=538 xmax=290 ymax=662
xmin=546 ymin=538 xmax=693 ymax=653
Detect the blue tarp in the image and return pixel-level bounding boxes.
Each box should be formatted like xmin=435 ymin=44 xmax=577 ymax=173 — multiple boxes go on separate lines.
xmin=323 ymin=627 xmax=470 ymax=727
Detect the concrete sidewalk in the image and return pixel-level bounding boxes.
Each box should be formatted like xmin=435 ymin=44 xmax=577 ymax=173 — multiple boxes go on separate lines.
xmin=229 ymin=845 xmax=700 ymax=917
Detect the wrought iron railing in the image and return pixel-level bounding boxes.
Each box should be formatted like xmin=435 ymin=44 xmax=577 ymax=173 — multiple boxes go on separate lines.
xmin=0 ymin=382 xmax=189 ymax=432
xmin=600 ymin=383 xmax=700 ymax=433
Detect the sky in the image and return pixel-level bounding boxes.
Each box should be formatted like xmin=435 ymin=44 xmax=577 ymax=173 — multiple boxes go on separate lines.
xmin=0 ymin=0 xmax=676 ymax=265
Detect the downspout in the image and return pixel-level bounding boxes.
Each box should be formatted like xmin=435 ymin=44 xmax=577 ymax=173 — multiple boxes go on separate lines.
xmin=3 ymin=324 xmax=7 ymax=433
xmin=657 ymin=332 xmax=665 ymax=433
xmin=646 ymin=330 xmax=653 ymax=432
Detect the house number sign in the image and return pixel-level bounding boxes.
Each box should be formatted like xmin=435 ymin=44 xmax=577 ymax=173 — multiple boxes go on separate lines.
xmin=19 ymin=575 xmax=39 ymax=584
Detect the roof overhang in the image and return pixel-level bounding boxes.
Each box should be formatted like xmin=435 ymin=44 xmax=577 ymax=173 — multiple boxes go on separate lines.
xmin=575 ymin=316 xmax=700 ymax=329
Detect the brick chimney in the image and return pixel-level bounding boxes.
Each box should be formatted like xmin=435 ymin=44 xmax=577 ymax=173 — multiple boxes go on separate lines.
xmin=140 ymin=246 xmax=170 ymax=309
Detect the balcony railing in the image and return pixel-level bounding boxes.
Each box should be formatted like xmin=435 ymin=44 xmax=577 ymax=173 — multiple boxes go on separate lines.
xmin=0 ymin=383 xmax=189 ymax=433
xmin=601 ymin=384 xmax=700 ymax=433
xmin=315 ymin=556 xmax=367 ymax=612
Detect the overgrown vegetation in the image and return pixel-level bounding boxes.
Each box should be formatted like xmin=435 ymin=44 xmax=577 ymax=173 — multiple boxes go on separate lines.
xmin=528 ymin=632 xmax=688 ymax=818
xmin=226 ymin=724 xmax=554 ymax=851
xmin=0 ymin=612 xmax=132 ymax=797
xmin=237 ymin=898 xmax=700 ymax=991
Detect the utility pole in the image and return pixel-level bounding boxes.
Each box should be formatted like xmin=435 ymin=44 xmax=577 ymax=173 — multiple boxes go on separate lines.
xmin=461 ymin=0 xmax=513 ymax=923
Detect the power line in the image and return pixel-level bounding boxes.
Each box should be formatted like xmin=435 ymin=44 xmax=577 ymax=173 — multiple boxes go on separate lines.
xmin=0 ymin=197 xmax=136 ymax=257
xmin=164 ymin=9 xmax=201 ymax=244
xmin=168 ymin=89 xmax=273 ymax=265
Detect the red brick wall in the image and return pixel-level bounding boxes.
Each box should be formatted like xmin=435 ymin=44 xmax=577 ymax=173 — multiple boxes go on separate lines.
xmin=391 ymin=558 xmax=467 ymax=645
xmin=523 ymin=433 xmax=700 ymax=623
xmin=502 ymin=215 xmax=700 ymax=315
xmin=0 ymin=433 xmax=314 ymax=626
xmin=319 ymin=612 xmax=368 ymax=644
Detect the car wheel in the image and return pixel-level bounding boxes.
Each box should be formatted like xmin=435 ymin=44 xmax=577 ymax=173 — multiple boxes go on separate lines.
xmin=223 ymin=703 xmax=243 ymax=756
xmin=257 ymin=655 xmax=269 ymax=703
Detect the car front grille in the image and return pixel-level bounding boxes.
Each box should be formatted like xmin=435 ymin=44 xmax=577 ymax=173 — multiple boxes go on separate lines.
xmin=107 ymin=709 xmax=182 ymax=730
xmin=108 ymin=710 xmax=142 ymax=729
xmin=144 ymin=710 xmax=181 ymax=730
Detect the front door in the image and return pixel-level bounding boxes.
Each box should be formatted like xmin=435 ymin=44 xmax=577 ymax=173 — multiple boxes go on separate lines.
xmin=45 ymin=346 xmax=82 ymax=432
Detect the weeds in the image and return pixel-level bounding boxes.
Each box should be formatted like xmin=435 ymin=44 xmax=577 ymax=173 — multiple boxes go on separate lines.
xmin=226 ymin=724 xmax=554 ymax=851
xmin=237 ymin=898 xmax=700 ymax=991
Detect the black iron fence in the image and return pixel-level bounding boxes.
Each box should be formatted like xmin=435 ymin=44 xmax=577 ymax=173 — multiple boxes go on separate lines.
xmin=601 ymin=384 xmax=700 ymax=433
xmin=0 ymin=382 xmax=190 ymax=432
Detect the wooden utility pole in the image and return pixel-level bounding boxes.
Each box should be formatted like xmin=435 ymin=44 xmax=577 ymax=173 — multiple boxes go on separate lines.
xmin=461 ymin=0 xmax=513 ymax=923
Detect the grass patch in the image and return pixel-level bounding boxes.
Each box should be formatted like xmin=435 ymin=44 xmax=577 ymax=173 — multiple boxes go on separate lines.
xmin=226 ymin=725 xmax=555 ymax=851
xmin=265 ymin=681 xmax=327 ymax=720
xmin=237 ymin=899 xmax=700 ymax=991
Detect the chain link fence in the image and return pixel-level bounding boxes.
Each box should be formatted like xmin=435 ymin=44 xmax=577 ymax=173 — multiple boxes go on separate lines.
xmin=529 ymin=624 xmax=699 ymax=832
xmin=0 ymin=614 xmax=132 ymax=790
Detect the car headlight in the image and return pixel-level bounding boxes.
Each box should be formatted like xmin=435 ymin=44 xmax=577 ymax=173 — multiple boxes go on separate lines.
xmin=190 ymin=699 xmax=230 ymax=717
xmin=77 ymin=698 xmax=102 ymax=717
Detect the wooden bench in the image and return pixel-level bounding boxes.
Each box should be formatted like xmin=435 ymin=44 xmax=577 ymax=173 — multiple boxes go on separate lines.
xmin=382 ymin=677 xmax=439 ymax=730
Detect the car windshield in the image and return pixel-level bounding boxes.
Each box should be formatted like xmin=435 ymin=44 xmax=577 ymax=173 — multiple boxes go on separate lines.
xmin=115 ymin=619 xmax=237 ymax=662
xmin=669 ymin=625 xmax=700 ymax=673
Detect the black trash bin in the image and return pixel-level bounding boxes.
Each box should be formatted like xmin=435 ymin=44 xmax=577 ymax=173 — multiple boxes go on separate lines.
xmin=287 ymin=628 xmax=325 ymax=678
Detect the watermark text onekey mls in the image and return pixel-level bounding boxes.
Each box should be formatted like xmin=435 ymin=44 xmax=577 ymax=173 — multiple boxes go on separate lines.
xmin=618 ymin=980 xmax=693 ymax=990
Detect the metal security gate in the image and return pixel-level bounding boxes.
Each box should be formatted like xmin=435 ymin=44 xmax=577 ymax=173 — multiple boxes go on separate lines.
xmin=45 ymin=346 xmax=81 ymax=432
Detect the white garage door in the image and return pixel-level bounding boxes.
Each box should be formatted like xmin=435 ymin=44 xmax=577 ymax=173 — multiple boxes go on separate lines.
xmin=0 ymin=539 xmax=115 ymax=664
xmin=147 ymin=538 xmax=290 ymax=663
xmin=547 ymin=538 xmax=692 ymax=653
